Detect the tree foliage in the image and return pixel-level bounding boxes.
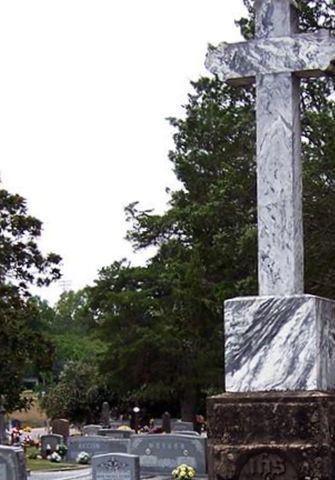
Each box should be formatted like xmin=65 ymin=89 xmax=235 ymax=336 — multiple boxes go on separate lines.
xmin=0 ymin=189 xmax=61 ymax=411
xmin=84 ymin=1 xmax=335 ymax=420
xmin=32 ymin=2 xmax=335 ymax=421
xmin=41 ymin=360 xmax=112 ymax=425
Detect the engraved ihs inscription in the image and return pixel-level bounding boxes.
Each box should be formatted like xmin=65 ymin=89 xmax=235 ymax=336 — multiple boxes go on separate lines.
xmin=239 ymin=453 xmax=297 ymax=480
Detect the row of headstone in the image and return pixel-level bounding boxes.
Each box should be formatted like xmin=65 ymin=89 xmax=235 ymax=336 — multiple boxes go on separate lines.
xmin=151 ymin=417 xmax=195 ymax=432
xmin=83 ymin=422 xmax=132 ymax=436
xmin=84 ymin=419 xmax=194 ymax=436
xmin=98 ymin=429 xmax=135 ymax=439
xmin=67 ymin=433 xmax=207 ymax=476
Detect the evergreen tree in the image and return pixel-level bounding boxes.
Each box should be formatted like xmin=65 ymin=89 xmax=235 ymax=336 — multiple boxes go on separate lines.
xmin=90 ymin=1 xmax=335 ymax=419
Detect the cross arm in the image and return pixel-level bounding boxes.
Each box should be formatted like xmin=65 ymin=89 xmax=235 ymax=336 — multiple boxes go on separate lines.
xmin=205 ymin=30 xmax=335 ymax=87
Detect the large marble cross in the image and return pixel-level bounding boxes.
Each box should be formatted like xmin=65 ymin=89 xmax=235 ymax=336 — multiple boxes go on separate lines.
xmin=206 ymin=0 xmax=335 ymax=296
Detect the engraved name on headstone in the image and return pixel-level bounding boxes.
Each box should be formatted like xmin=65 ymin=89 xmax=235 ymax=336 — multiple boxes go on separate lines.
xmin=92 ymin=453 xmax=139 ymax=480
xmin=130 ymin=434 xmax=207 ymax=475
xmin=67 ymin=436 xmax=129 ymax=462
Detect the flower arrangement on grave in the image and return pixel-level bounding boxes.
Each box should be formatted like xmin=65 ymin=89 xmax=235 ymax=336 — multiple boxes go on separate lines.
xmin=56 ymin=443 xmax=68 ymax=458
xmin=172 ymin=465 xmax=196 ymax=480
xmin=21 ymin=434 xmax=36 ymax=447
xmin=117 ymin=425 xmax=131 ymax=431
xmin=76 ymin=451 xmax=91 ymax=464
xmin=48 ymin=452 xmax=62 ymax=463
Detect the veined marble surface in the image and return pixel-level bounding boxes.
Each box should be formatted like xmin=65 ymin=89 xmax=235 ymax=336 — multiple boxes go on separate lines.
xmin=255 ymin=0 xmax=298 ymax=39
xmin=205 ymin=31 xmax=335 ymax=86
xmin=257 ymin=72 xmax=303 ymax=296
xmin=205 ymin=0 xmax=335 ymax=296
xmin=225 ymin=295 xmax=335 ymax=392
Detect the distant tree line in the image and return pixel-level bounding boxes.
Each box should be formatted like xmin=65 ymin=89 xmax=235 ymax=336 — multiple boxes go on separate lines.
xmin=1 ymin=0 xmax=335 ymax=422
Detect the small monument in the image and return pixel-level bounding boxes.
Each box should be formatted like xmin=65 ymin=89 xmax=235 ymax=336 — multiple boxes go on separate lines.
xmin=51 ymin=418 xmax=70 ymax=440
xmin=0 ymin=403 xmax=6 ymax=445
xmin=101 ymin=402 xmax=111 ymax=429
xmin=161 ymin=412 xmax=171 ymax=433
xmin=205 ymin=0 xmax=335 ymax=478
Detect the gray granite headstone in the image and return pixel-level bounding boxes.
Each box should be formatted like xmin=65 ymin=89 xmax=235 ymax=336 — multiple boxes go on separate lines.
xmin=67 ymin=436 xmax=130 ymax=462
xmin=101 ymin=402 xmax=111 ymax=428
xmin=0 ymin=405 xmax=6 ymax=445
xmin=92 ymin=453 xmax=139 ymax=480
xmin=172 ymin=422 xmax=194 ymax=432
xmin=83 ymin=425 xmax=102 ymax=436
xmin=51 ymin=419 xmax=70 ymax=440
xmin=161 ymin=412 xmax=171 ymax=433
xmin=40 ymin=434 xmax=63 ymax=455
xmin=98 ymin=430 xmax=134 ymax=439
xmin=130 ymin=434 xmax=207 ymax=475
xmin=0 ymin=446 xmax=27 ymax=480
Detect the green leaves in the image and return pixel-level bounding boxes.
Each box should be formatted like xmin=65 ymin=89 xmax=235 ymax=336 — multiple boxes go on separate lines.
xmin=0 ymin=189 xmax=61 ymax=290
xmin=0 ymin=188 xmax=62 ymax=410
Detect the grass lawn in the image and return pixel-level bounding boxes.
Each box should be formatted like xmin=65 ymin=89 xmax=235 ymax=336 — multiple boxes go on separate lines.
xmin=27 ymin=458 xmax=88 ymax=472
xmin=26 ymin=448 xmax=89 ymax=472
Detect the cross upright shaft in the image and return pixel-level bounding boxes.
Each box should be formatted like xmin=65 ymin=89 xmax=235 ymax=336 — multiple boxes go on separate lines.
xmin=256 ymin=0 xmax=302 ymax=296
xmin=205 ymin=0 xmax=335 ymax=296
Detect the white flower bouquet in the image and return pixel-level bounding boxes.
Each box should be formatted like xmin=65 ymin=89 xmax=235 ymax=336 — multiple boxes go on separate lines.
xmin=48 ymin=452 xmax=62 ymax=463
xmin=76 ymin=451 xmax=91 ymax=465
xmin=172 ymin=464 xmax=196 ymax=480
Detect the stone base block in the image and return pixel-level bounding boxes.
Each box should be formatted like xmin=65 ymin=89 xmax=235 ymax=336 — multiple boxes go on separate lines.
xmin=225 ymin=295 xmax=335 ymax=392
xmin=207 ymin=391 xmax=335 ymax=480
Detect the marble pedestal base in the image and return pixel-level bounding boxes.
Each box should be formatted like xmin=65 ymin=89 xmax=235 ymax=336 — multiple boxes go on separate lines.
xmin=207 ymin=391 xmax=335 ymax=480
xmin=225 ymin=295 xmax=335 ymax=392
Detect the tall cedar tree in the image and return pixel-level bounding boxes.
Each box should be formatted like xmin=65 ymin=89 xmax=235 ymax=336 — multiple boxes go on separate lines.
xmin=89 ymin=1 xmax=335 ymax=420
xmin=0 ymin=189 xmax=61 ymax=411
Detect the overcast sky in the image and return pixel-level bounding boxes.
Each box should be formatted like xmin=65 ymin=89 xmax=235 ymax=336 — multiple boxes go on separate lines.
xmin=0 ymin=0 xmax=246 ymax=304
